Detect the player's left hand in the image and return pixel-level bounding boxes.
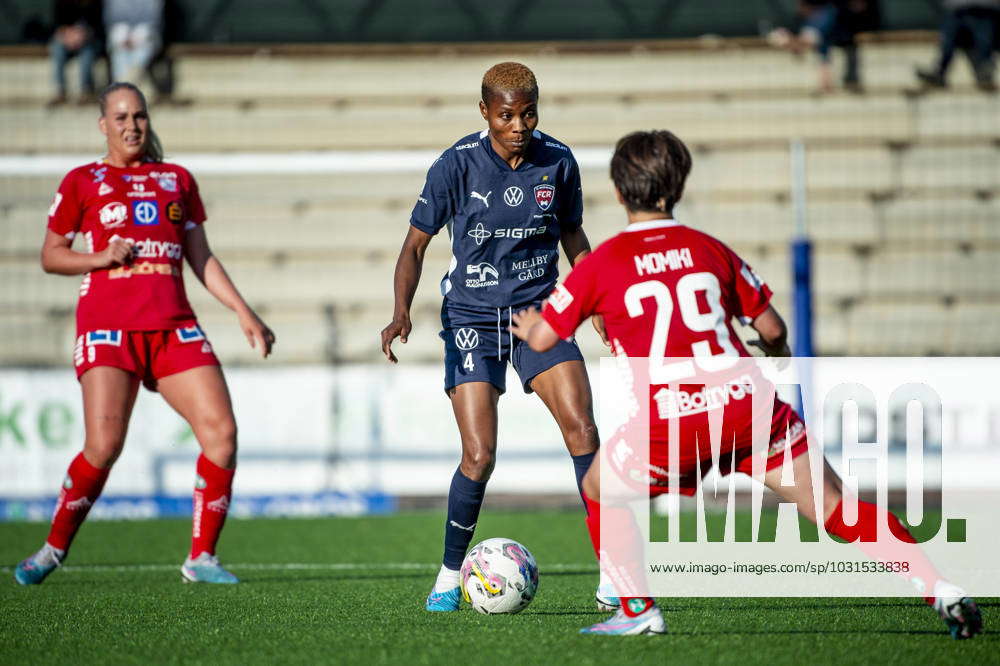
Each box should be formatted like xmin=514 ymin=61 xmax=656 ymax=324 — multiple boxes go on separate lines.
xmin=239 ymin=309 xmax=276 ymax=358
xmin=592 ymin=314 xmax=610 ymax=347
xmin=509 ymin=307 xmax=542 ymax=342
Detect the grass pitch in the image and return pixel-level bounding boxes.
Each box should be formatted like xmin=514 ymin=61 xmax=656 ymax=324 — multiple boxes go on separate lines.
xmin=1 ymin=510 xmax=995 ymax=665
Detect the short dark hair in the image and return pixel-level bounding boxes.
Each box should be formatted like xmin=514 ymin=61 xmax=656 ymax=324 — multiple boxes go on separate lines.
xmin=481 ymin=62 xmax=538 ymax=104
xmin=610 ymin=130 xmax=692 ymax=214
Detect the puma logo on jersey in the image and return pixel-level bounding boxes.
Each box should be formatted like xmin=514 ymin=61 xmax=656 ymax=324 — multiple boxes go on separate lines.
xmin=470 ymin=191 xmax=492 ymax=208
xmin=449 ymin=520 xmax=477 ymax=532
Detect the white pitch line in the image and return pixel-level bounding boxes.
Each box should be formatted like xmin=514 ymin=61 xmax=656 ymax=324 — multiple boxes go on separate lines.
xmin=0 ymin=562 xmax=597 ymax=574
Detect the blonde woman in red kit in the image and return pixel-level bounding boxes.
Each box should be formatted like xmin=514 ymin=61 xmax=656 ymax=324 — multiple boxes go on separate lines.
xmin=14 ymin=82 xmax=275 ymax=585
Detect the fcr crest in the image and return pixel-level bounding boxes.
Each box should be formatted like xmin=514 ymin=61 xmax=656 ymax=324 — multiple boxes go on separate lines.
xmin=534 ymin=184 xmax=555 ymax=211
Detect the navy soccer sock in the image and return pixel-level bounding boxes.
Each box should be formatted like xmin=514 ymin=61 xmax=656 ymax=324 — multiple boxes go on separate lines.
xmin=442 ymin=467 xmax=488 ymax=570
xmin=571 ymin=451 xmax=596 ymax=511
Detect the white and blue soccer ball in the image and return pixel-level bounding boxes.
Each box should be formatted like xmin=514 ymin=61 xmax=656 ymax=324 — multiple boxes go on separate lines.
xmin=460 ymin=537 xmax=539 ymax=614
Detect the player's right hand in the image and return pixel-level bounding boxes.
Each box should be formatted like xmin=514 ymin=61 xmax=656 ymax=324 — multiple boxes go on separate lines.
xmin=380 ymin=317 xmax=411 ymax=364
xmin=96 ymin=237 xmax=133 ymax=268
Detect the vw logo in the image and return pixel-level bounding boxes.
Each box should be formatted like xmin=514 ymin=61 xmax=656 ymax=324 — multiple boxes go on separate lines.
xmin=467 ymin=222 xmax=492 ymax=246
xmin=503 ymin=186 xmax=524 ymax=207
xmin=455 ymin=328 xmax=479 ymax=351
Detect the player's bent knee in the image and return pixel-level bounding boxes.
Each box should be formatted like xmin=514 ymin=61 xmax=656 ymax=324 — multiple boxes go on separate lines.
xmin=82 ymin=439 xmax=125 ymax=468
xmin=565 ymin=421 xmax=599 ymax=455
xmin=460 ymin=450 xmax=495 ymax=482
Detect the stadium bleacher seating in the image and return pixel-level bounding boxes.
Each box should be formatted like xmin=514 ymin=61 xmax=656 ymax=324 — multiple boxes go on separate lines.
xmin=0 ymin=40 xmax=997 ymax=364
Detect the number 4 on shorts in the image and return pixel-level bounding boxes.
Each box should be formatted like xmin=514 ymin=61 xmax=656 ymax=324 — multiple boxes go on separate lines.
xmin=463 ymin=353 xmax=475 ymax=372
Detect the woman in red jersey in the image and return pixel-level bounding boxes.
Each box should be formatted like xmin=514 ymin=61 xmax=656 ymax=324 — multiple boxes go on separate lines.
xmin=14 ymin=82 xmax=275 ymax=585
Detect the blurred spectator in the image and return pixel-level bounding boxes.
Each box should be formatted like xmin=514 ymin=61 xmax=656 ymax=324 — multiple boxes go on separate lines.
xmin=105 ymin=0 xmax=164 ymax=83
xmin=915 ymin=0 xmax=999 ymax=91
xmin=768 ymin=0 xmax=881 ymax=93
xmin=49 ymin=0 xmax=103 ymax=107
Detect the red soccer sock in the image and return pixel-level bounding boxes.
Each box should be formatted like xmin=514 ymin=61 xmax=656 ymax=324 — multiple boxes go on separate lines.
xmin=824 ymin=499 xmax=940 ymax=604
xmin=47 ymin=452 xmax=111 ymax=551
xmin=584 ymin=491 xmax=655 ymax=614
xmin=191 ymin=454 xmax=235 ymax=558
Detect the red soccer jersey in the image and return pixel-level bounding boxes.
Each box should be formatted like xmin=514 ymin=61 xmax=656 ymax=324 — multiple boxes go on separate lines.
xmin=47 ymin=160 xmax=207 ymax=332
xmin=543 ymin=219 xmax=771 ymax=364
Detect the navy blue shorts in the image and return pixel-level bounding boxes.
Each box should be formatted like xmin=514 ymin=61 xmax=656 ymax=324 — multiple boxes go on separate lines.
xmin=440 ymin=301 xmax=584 ymax=394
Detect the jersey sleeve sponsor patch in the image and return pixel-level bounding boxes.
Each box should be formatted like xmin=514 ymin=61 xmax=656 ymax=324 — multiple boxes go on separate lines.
xmin=548 ymin=283 xmax=574 ymax=313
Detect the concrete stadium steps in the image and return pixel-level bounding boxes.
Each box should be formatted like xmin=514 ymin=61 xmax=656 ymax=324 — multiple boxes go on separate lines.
xmin=2 ymin=143 xmax=996 ymax=221
xmin=1 ymin=91 xmax=996 ymax=153
xmin=844 ymin=300 xmax=1000 ymax=355
xmin=0 ymin=307 xmax=75 ymax=365
xmin=0 ymin=42 xmax=983 ymax=104
xmin=188 ymin=302 xmax=333 ymax=364
xmin=8 ymin=192 xmax=996 ymax=258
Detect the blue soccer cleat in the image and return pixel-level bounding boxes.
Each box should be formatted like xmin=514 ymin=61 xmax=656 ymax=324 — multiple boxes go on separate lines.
xmin=14 ymin=545 xmax=63 ymax=586
xmin=181 ymin=553 xmax=239 ymax=584
xmin=425 ymin=586 xmax=461 ymax=612
xmin=580 ymin=605 xmax=667 ymax=636
xmin=596 ymin=582 xmax=621 ymax=611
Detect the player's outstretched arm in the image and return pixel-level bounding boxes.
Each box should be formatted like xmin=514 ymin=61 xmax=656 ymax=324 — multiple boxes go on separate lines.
xmin=510 ymin=307 xmax=560 ymax=353
xmin=183 ymin=224 xmax=275 ymax=358
xmin=747 ymin=306 xmax=791 ymax=357
xmin=380 ymin=226 xmax=433 ymax=363
xmin=41 ymin=229 xmax=132 ymax=275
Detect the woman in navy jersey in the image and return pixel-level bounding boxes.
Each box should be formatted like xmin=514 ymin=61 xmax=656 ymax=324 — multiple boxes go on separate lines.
xmin=14 ymin=82 xmax=274 ymax=586
xmin=380 ymin=62 xmax=611 ymax=611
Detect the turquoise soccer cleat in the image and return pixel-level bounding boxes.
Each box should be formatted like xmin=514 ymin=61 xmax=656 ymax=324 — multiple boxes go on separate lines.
xmin=425 ymin=586 xmax=461 ymax=612
xmin=580 ymin=605 xmax=667 ymax=636
xmin=14 ymin=545 xmax=63 ymax=586
xmin=181 ymin=553 xmax=239 ymax=584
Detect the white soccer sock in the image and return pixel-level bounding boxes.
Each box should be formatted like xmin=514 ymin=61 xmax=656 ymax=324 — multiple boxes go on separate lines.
xmin=434 ymin=564 xmax=461 ymax=592
xmin=40 ymin=543 xmax=66 ymax=565
xmin=599 ymin=567 xmax=614 ymax=592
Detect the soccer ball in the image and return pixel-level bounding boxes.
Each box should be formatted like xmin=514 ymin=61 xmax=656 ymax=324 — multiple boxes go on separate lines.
xmin=460 ymin=537 xmax=539 ymax=614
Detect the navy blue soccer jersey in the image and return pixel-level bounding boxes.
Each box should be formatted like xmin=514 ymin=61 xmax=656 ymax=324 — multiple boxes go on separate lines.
xmin=410 ymin=129 xmax=584 ymax=308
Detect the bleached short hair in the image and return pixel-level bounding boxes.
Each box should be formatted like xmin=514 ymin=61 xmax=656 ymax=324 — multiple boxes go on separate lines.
xmin=481 ymin=62 xmax=538 ymax=103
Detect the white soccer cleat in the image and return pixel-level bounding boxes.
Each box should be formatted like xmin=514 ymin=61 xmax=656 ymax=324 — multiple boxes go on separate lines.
xmin=580 ymin=604 xmax=667 ymax=636
xmin=932 ymin=581 xmax=983 ymax=640
xmin=181 ymin=552 xmax=239 ymax=584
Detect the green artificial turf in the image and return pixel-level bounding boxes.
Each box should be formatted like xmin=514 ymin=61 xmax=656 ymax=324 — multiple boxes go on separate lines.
xmin=1 ymin=511 xmax=995 ymax=665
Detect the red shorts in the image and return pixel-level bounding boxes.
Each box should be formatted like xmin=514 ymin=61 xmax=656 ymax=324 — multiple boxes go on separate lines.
xmin=74 ymin=325 xmax=220 ymax=391
xmin=607 ymin=397 xmax=809 ymax=497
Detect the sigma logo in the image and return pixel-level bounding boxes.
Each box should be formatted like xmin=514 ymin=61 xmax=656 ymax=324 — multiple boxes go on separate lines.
xmin=548 ymin=283 xmax=574 ymax=313
xmin=466 ymin=262 xmax=499 ymax=288
xmin=467 ymin=222 xmax=492 ymax=246
xmin=455 ymin=327 xmax=479 ymax=351
xmin=494 ymin=225 xmax=546 ymax=240
xmin=503 ymin=186 xmax=524 ymax=207
xmin=455 ymin=141 xmax=479 ymax=151
xmin=544 ymin=141 xmax=568 ymax=151
xmin=99 ymin=201 xmax=128 ymax=229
